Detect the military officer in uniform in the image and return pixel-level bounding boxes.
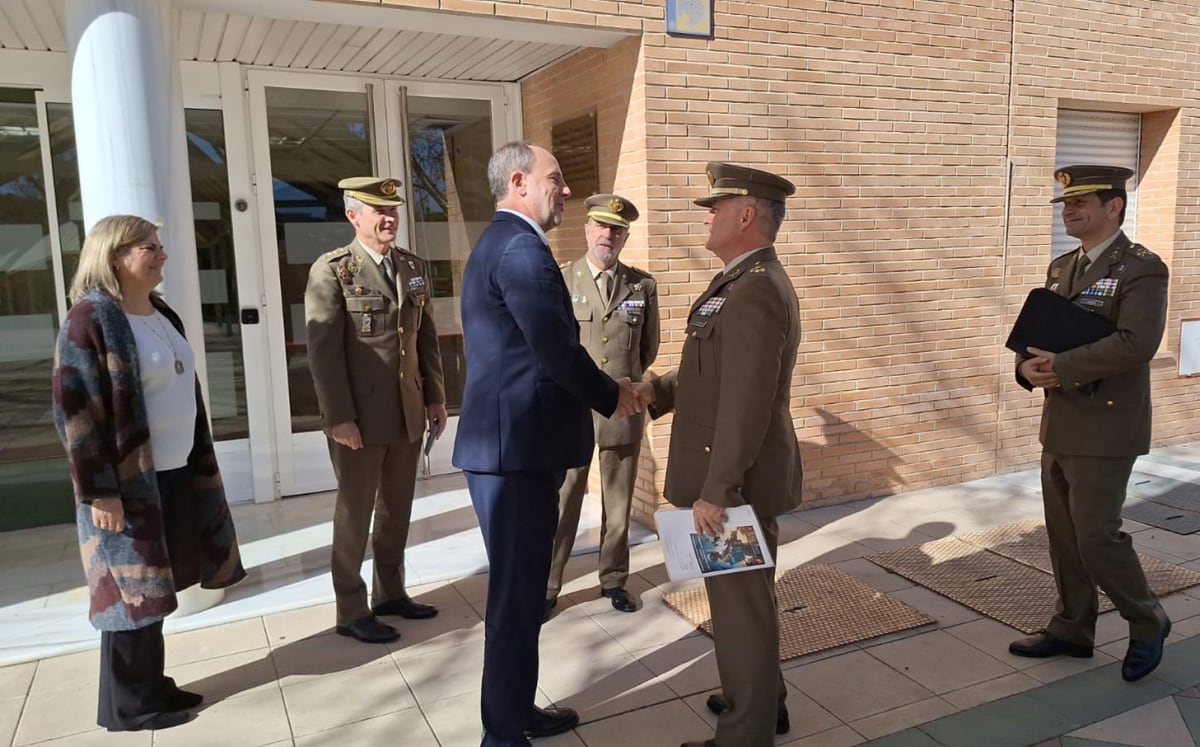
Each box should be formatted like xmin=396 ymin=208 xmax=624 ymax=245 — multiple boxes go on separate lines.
xmin=1009 ymin=164 xmax=1171 ymax=682
xmin=641 ymin=163 xmax=803 ymax=747
xmin=545 ymin=194 xmax=659 ymax=619
xmin=305 ymin=176 xmax=448 ymax=644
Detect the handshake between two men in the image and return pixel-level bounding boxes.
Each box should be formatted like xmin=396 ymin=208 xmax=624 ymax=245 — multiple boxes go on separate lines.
xmin=613 ymin=378 xmax=655 ymax=418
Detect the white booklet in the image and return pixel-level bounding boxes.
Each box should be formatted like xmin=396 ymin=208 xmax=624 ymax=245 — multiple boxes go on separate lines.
xmin=654 ymin=505 xmax=775 ymax=582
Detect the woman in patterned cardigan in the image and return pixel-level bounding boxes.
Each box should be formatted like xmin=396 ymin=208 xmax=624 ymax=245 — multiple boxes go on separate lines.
xmin=52 ymin=215 xmax=246 ymax=732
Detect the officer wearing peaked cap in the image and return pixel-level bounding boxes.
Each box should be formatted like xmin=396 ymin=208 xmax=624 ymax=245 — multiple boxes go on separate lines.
xmin=641 ymin=162 xmax=803 ymax=747
xmin=305 ymin=175 xmax=448 ymax=644
xmin=1011 ymin=164 xmax=1171 ymax=682
xmin=545 ymin=194 xmax=659 ymax=619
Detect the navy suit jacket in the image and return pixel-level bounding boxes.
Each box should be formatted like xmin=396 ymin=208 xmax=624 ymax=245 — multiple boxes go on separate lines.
xmin=452 ymin=211 xmax=620 ymax=473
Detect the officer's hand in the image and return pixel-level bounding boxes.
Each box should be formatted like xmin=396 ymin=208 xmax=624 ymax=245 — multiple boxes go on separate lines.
xmin=426 ymin=403 xmax=448 ymax=439
xmin=630 ymin=381 xmax=654 ymax=407
xmin=331 ymin=421 xmax=363 ymax=450
xmin=91 ymin=498 xmax=125 ymax=533
xmin=693 ymin=498 xmax=727 ymax=537
xmin=614 ymin=378 xmax=644 ymax=418
xmin=1021 ymin=347 xmax=1060 ymax=389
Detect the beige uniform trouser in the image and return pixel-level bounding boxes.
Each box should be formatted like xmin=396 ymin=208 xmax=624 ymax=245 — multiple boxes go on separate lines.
xmin=1041 ymin=452 xmax=1168 ymax=645
xmin=546 ymin=442 xmax=639 ymax=599
xmin=707 ymin=515 xmax=787 ymax=747
xmin=328 ymin=436 xmax=422 ymax=625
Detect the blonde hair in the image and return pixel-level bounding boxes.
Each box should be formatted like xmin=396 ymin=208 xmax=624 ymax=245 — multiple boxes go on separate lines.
xmin=68 ymin=215 xmax=162 ymax=303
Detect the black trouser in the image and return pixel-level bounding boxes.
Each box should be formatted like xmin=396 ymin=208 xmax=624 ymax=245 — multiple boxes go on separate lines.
xmin=98 ymin=620 xmax=178 ymax=730
xmin=97 ymin=466 xmax=188 ymax=730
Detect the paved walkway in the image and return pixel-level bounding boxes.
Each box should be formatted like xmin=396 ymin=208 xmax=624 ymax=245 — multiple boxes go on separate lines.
xmin=5 ymin=443 xmax=1200 ymax=746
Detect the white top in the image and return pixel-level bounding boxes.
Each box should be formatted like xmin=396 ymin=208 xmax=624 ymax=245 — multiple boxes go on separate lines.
xmin=125 ymin=311 xmax=198 ymax=470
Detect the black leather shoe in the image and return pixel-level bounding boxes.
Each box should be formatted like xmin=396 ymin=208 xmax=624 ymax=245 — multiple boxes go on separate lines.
xmin=336 ymin=615 xmax=400 ymax=643
xmin=679 ymin=740 xmax=718 ymax=747
xmin=1008 ymin=633 xmax=1093 ymax=659
xmin=162 ymin=688 xmax=204 ymax=710
xmin=525 ymin=705 xmax=578 ymax=738
xmin=372 ymin=598 xmax=439 ymax=620
xmin=705 ymin=694 xmax=789 ymax=734
xmin=128 ymin=710 xmax=192 ymax=731
xmin=1123 ymin=619 xmax=1171 ymax=682
xmin=543 ymin=597 xmax=557 ymax=623
xmin=601 ymin=587 xmax=638 ymax=613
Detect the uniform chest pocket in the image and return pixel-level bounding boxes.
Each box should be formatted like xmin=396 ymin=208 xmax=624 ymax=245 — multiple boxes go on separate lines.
xmin=681 ymin=320 xmax=717 ymax=376
xmin=345 ymin=296 xmax=387 ymax=337
xmin=574 ymin=303 xmax=592 ymax=322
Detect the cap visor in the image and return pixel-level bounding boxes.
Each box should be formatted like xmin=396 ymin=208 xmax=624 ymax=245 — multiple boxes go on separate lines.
xmin=358 ymin=196 xmax=406 ymax=207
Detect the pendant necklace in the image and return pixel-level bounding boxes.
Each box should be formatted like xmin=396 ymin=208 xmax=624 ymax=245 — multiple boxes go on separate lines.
xmin=137 ymin=312 xmax=186 ymax=375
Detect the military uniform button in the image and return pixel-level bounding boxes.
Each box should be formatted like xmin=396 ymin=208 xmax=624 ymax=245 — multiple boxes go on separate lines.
xmin=603 ymin=315 xmax=610 ymax=322
xmin=1107 ymin=400 xmax=1114 ymax=406
xmin=601 ymin=357 xmax=609 ymax=364
xmin=400 ymin=372 xmax=405 ymax=379
xmin=602 ymin=336 xmax=609 ymax=343
xmin=399 ymin=326 xmax=404 ymax=334
xmin=703 ymin=446 xmax=711 ymax=453
xmin=401 ymin=349 xmax=406 ymax=356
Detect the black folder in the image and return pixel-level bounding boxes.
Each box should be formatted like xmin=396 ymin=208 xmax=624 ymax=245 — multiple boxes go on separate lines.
xmin=1005 ymin=287 xmax=1116 ymax=355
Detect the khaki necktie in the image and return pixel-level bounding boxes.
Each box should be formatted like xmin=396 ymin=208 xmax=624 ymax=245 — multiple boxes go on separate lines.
xmin=381 ymin=255 xmax=397 ymax=295
xmin=599 ymin=273 xmax=612 ymax=304
xmin=1075 ymin=254 xmax=1091 ymax=280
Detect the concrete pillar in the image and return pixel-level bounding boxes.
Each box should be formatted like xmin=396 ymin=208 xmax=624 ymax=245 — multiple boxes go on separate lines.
xmin=65 ymin=0 xmax=208 ymax=392
xmin=66 ymin=0 xmax=219 ymax=615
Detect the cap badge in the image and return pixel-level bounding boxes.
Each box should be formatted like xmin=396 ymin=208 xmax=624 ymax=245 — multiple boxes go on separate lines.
xmin=1056 ymin=172 xmax=1072 ymax=188
xmin=380 ymin=179 xmax=398 ymax=197
xmin=609 ymin=197 xmax=624 ymax=213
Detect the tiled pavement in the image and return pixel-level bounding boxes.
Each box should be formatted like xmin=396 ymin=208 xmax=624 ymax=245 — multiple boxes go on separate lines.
xmin=6 ymin=444 xmax=1200 ymax=746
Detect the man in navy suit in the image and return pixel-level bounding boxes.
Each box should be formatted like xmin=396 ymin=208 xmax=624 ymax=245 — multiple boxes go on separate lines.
xmin=453 ymin=141 xmax=644 ymax=747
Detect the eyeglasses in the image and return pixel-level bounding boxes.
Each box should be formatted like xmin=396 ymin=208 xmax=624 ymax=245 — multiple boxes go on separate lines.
xmin=123 ymin=243 xmax=166 ymax=256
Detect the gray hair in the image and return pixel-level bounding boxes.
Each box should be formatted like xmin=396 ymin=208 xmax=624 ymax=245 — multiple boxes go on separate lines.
xmin=343 ymin=193 xmax=365 ymax=213
xmin=487 ymin=141 xmax=537 ymax=202
xmin=752 ymin=197 xmax=787 ymax=242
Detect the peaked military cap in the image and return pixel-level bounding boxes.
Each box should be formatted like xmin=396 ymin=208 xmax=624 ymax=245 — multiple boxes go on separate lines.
xmin=1050 ymin=164 xmax=1133 ymax=203
xmin=339 ymin=176 xmax=405 ymax=207
xmin=585 ymin=193 xmax=640 ymax=228
xmin=695 ymin=162 xmax=796 ymax=207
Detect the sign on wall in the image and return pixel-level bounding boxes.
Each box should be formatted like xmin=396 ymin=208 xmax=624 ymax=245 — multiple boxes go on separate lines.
xmin=667 ymin=0 xmax=714 ymax=38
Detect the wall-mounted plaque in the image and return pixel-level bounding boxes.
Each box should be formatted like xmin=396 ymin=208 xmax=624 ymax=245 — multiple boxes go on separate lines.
xmin=667 ymin=0 xmax=713 ymax=39
xmin=551 ymin=112 xmax=598 ymax=199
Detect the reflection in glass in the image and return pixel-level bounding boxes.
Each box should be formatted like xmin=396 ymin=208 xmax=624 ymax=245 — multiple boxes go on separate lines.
xmin=407 ymin=96 xmax=494 ymax=413
xmin=263 ymin=87 xmax=371 ymax=433
xmin=0 ymin=90 xmax=71 ymax=530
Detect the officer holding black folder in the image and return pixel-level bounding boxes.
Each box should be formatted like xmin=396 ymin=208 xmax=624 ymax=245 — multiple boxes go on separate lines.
xmin=1009 ymin=164 xmax=1171 ymax=682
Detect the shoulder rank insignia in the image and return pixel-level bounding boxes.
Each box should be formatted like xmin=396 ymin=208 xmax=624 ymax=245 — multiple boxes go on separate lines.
xmin=630 ymin=281 xmax=643 ymax=292
xmin=750 ymin=265 xmax=767 ymax=273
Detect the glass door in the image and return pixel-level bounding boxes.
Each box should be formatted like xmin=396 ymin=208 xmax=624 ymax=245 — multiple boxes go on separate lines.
xmin=247 ymin=72 xmax=387 ymax=495
xmin=395 ymin=84 xmax=502 ymax=476
xmin=248 ymin=72 xmax=510 ymax=495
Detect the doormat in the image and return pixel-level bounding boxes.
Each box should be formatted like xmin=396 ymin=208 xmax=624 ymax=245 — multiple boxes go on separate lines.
xmin=867 ymin=520 xmax=1200 ymax=633
xmin=661 ymin=563 xmax=935 ymax=660
xmin=1123 ymin=472 xmax=1200 ymax=534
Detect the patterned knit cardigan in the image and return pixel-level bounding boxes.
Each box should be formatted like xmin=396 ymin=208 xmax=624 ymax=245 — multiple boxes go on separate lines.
xmin=52 ymin=290 xmax=246 ymax=631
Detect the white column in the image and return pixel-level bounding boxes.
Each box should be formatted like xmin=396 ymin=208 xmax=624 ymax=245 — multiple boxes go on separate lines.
xmin=66 ymin=0 xmax=219 ymax=616
xmin=65 ymin=0 xmax=209 ymax=392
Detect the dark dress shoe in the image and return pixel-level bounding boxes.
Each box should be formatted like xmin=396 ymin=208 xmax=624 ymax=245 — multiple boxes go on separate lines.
xmin=372 ymin=598 xmax=439 ymax=619
xmin=162 ymin=688 xmax=204 ymax=710
xmin=128 ymin=710 xmax=192 ymax=731
xmin=679 ymin=741 xmax=718 ymax=747
xmin=705 ymin=694 xmax=789 ymax=734
xmin=601 ymin=587 xmax=637 ymax=613
xmin=1008 ymin=632 xmax=1093 ymax=659
xmin=543 ymin=597 xmax=557 ymax=623
xmin=1123 ymin=619 xmax=1171 ymax=682
xmin=525 ymin=705 xmax=578 ymax=738
xmin=336 ymin=615 xmax=400 ymax=643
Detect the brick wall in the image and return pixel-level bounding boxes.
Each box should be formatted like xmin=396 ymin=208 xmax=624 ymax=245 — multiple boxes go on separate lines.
xmin=352 ymin=0 xmax=1200 ymax=518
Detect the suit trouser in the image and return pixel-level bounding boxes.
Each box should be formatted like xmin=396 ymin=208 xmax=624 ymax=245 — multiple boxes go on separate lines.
xmin=708 ymin=515 xmax=786 ymax=747
xmin=466 ymin=469 xmax=563 ymax=747
xmin=547 ymin=442 xmax=639 ymax=598
xmin=98 ymin=621 xmax=175 ymax=730
xmin=1042 ymin=452 xmax=1167 ymax=645
xmin=328 ymin=436 xmax=422 ymax=625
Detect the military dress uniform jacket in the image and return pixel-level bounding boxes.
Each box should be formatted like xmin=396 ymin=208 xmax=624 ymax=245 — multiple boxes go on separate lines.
xmin=564 ymin=257 xmax=660 ymax=447
xmin=650 ymin=248 xmax=803 ymax=517
xmin=1017 ymin=231 xmax=1168 ymax=458
xmin=305 ymin=241 xmax=446 ymax=445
